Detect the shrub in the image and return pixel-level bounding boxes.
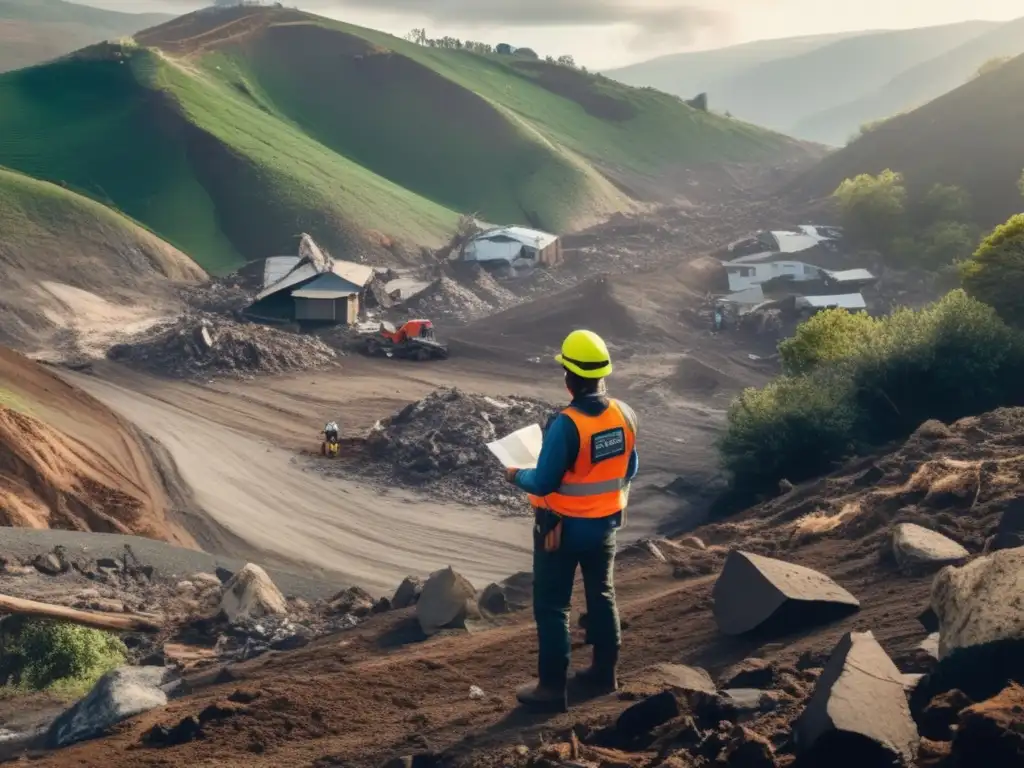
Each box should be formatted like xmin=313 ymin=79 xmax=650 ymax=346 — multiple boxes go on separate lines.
xmin=960 ymin=214 xmax=1024 ymax=327
xmin=833 ymin=170 xmax=907 ymax=248
xmin=973 ymin=56 xmax=1011 ymax=80
xmin=779 ymin=309 xmax=877 ymax=375
xmin=721 ymin=291 xmax=1024 ymax=491
xmin=921 ymin=221 xmax=978 ymax=267
xmin=1 ymin=619 xmax=126 ymax=695
xmin=915 ymin=183 xmax=972 ymax=226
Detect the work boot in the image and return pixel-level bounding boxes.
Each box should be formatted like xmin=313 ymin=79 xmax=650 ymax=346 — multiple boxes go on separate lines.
xmin=516 ymin=662 xmax=568 ymax=713
xmin=570 ymin=645 xmax=619 ymax=697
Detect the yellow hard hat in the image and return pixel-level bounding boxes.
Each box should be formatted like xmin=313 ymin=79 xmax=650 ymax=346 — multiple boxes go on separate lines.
xmin=555 ymin=330 xmax=612 ymax=379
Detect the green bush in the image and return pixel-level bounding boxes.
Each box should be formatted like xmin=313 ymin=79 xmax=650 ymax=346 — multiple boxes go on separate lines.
xmin=833 ymin=169 xmax=907 ymax=249
xmin=915 ymin=183 xmax=972 ymax=226
xmin=960 ymin=214 xmax=1024 ymax=327
xmin=1 ymin=619 xmax=126 ymax=695
xmin=721 ymin=291 xmax=1024 ymax=491
xmin=779 ymin=309 xmax=877 ymax=375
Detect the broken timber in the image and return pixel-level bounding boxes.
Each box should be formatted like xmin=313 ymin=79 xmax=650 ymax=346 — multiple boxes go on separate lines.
xmin=0 ymin=592 xmax=163 ymax=633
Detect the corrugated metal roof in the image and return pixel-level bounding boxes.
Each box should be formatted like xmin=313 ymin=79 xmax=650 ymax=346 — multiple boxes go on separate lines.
xmin=263 ymin=256 xmax=300 ymax=288
xmin=770 ymin=231 xmax=823 ymax=254
xmin=332 ymin=260 xmax=374 ymax=288
xmin=799 ymin=293 xmax=867 ymax=309
xmin=255 ymin=263 xmax=318 ymax=302
xmin=474 ymin=226 xmax=558 ymax=250
xmin=291 ymin=289 xmax=358 ymax=299
xmin=825 ymin=268 xmax=875 ymax=282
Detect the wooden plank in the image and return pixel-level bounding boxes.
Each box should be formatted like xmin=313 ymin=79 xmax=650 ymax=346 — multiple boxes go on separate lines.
xmin=0 ymin=593 xmax=162 ymax=633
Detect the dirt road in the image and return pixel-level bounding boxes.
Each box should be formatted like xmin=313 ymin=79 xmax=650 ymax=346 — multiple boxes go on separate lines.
xmin=66 ymin=369 xmax=532 ymax=596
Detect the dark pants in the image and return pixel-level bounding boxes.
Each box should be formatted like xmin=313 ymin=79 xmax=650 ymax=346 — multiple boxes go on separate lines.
xmin=532 ymin=527 xmax=620 ymax=682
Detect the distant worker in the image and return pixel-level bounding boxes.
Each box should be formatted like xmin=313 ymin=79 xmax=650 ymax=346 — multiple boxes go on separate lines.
xmin=323 ymin=421 xmax=340 ymax=442
xmin=505 ymin=330 xmax=638 ymax=713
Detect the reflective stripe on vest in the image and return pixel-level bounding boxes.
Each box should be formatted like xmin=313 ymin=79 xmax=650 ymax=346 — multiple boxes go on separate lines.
xmin=529 ymin=399 xmax=635 ymax=519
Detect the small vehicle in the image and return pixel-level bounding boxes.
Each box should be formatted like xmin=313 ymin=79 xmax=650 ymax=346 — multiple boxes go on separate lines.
xmin=363 ymin=319 xmax=449 ymax=361
xmin=321 ymin=421 xmax=341 ymax=458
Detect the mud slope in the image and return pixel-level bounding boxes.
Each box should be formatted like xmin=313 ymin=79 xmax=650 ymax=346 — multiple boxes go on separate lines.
xmin=797 ymin=51 xmax=1024 ymax=226
xmin=0 ymin=168 xmax=204 ymax=353
xmin=0 ymin=346 xmax=195 ymax=546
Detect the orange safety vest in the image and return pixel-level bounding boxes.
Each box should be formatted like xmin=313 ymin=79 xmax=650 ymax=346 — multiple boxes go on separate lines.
xmin=528 ymin=400 xmax=636 ymax=518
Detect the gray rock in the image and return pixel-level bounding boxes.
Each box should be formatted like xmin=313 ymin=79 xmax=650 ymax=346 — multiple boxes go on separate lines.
xmin=478 ymin=583 xmax=510 ymax=614
xmin=919 ymin=632 xmax=940 ymax=660
xmin=794 ymin=631 xmax=919 ymax=765
xmin=417 ymin=566 xmax=479 ymax=636
xmin=219 ymin=563 xmax=287 ymax=622
xmin=46 ymin=666 xmax=174 ymax=748
xmin=33 ymin=552 xmax=65 ymax=576
xmin=712 ymin=550 xmax=860 ymax=636
xmin=892 ymin=524 xmax=969 ymax=571
xmin=392 ymin=576 xmax=423 ymax=609
xmin=931 ymin=546 xmax=1024 ymax=659
xmin=625 ymin=663 xmax=716 ymax=695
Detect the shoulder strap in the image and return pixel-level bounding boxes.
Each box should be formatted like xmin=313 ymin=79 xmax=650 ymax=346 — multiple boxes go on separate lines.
xmin=609 ymin=398 xmax=638 ymax=437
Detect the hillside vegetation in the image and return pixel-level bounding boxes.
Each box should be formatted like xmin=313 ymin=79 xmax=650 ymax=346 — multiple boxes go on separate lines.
xmin=0 ymin=0 xmax=168 ymax=73
xmin=0 ymin=166 xmax=203 ymax=349
xmin=797 ymin=52 xmax=1024 ymax=228
xmin=608 ymin=19 xmax=1024 ymax=145
xmin=0 ymin=5 xmax=806 ymax=274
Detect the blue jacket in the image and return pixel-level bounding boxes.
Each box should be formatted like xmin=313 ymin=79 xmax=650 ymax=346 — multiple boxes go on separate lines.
xmin=513 ymin=394 xmax=639 ymax=551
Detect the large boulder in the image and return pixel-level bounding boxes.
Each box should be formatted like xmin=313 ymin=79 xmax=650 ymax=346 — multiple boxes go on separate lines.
xmin=417 ymin=566 xmax=478 ymax=636
xmin=392 ymin=576 xmax=424 ymax=610
xmin=931 ymin=546 xmax=1024 ymax=660
xmin=794 ymin=631 xmax=919 ymax=766
xmin=219 ymin=563 xmax=287 ymax=622
xmin=624 ymin=663 xmax=716 ymax=695
xmin=46 ymin=666 xmax=174 ymax=748
xmin=892 ymin=524 xmax=969 ymax=572
xmin=712 ymin=551 xmax=860 ymax=636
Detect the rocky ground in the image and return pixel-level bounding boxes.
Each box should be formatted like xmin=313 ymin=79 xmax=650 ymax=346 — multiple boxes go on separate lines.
xmin=313 ymin=388 xmax=559 ymax=513
xmin=2 ymin=405 xmax=1022 ymax=767
xmin=107 ymin=314 xmax=339 ymax=380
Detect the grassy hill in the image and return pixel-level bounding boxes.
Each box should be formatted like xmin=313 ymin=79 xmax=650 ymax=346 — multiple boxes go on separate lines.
xmin=607 ymin=21 xmax=999 ymax=144
xmin=0 ymin=0 xmax=169 ymax=73
xmin=0 ymin=5 xmax=806 ymax=274
xmin=797 ymin=52 xmax=1024 ymax=227
xmin=0 ymin=166 xmax=203 ymax=348
xmin=794 ymin=16 xmax=1024 ymax=145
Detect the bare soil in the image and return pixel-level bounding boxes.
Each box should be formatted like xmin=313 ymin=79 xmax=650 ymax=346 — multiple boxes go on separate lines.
xmin=0 ymin=347 xmax=195 ymax=546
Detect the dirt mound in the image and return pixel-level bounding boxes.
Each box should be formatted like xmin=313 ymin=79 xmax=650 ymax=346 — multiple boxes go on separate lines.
xmin=108 ymin=315 xmax=338 ymax=380
xmin=355 ymin=388 xmax=557 ymax=511
xmin=401 ymin=265 xmax=518 ymax=324
xmin=0 ymin=347 xmax=192 ymax=545
xmin=669 ymin=355 xmax=740 ymax=394
xmin=795 ymin=52 xmax=1024 ymax=227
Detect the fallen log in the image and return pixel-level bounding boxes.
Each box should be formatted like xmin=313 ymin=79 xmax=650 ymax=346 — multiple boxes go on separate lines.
xmin=0 ymin=593 xmax=162 ymax=633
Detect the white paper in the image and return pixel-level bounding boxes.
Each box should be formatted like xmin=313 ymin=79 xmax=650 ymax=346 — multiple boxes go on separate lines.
xmin=487 ymin=423 xmax=543 ymax=469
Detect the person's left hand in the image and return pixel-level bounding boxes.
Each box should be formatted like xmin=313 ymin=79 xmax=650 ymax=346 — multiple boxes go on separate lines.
xmin=505 ymin=467 xmax=519 ymax=484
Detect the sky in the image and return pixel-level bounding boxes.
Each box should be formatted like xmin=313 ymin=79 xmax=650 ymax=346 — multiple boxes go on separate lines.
xmin=90 ymin=1 xmax=1024 ymax=69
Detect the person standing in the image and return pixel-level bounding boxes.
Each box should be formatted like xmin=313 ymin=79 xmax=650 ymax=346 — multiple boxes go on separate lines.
xmin=505 ymin=330 xmax=639 ymax=713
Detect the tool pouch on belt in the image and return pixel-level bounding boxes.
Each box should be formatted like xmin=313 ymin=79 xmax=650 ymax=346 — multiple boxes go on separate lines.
xmin=534 ymin=508 xmax=563 ymax=553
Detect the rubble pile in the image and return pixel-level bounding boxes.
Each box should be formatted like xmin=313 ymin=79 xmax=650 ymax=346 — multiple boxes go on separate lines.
xmin=108 ymin=314 xmax=338 ymax=379
xmin=360 ymin=388 xmax=557 ymax=511
xmin=403 ymin=275 xmax=496 ymax=323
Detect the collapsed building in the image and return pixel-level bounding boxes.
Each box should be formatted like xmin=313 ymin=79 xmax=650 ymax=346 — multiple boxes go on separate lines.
xmin=246 ymin=235 xmax=374 ymax=326
xmin=460 ymin=225 xmax=563 ymax=269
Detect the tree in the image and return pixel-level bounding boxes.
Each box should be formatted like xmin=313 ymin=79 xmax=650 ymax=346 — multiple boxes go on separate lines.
xmin=960 ymin=214 xmax=1024 ymax=327
xmin=779 ymin=309 xmax=878 ymax=376
xmin=921 ymin=221 xmax=977 ymax=267
xmin=915 ymin=183 xmax=972 ymax=226
xmin=556 ymin=54 xmax=576 ymax=68
xmin=973 ymin=56 xmax=1011 ymax=80
xmin=404 ymin=28 xmax=427 ymax=45
xmin=496 ymin=43 xmax=513 ymax=55
xmin=832 ymin=169 xmax=908 ymax=248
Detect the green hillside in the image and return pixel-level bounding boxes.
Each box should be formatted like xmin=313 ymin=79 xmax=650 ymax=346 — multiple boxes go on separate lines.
xmin=0 ymin=166 xmax=203 ymax=348
xmin=797 ymin=52 xmax=1024 ymax=228
xmin=0 ymin=5 xmax=805 ymax=274
xmin=0 ymin=0 xmax=169 ymax=73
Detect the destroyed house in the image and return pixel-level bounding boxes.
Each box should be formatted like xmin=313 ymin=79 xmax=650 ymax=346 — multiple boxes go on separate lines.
xmin=246 ymin=238 xmax=374 ymax=325
xmin=724 ymin=258 xmax=824 ymax=292
xmin=462 ymin=226 xmax=562 ymax=267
